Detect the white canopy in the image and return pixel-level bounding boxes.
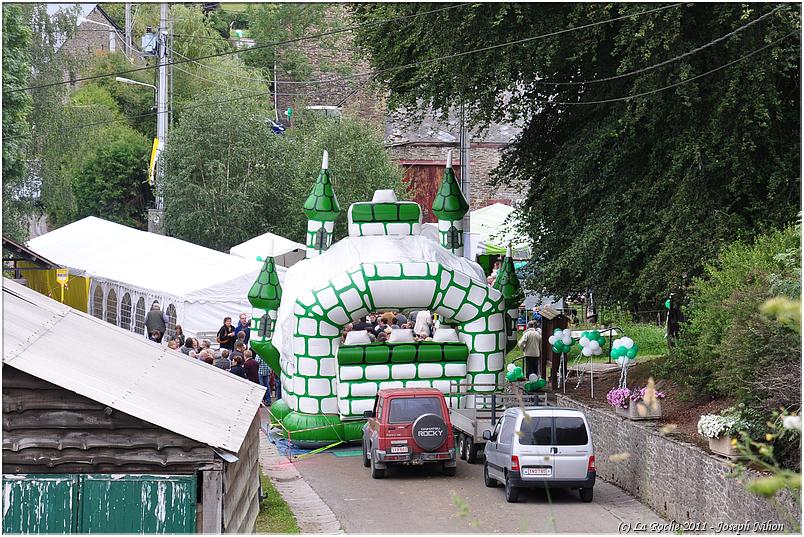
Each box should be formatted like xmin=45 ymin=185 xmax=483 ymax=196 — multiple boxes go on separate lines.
xmin=229 ymin=231 xmax=306 ymax=268
xmin=26 ymin=216 xmax=284 ymax=337
xmin=470 ymin=203 xmax=530 ymax=258
xmin=3 ymin=278 xmax=264 ymax=453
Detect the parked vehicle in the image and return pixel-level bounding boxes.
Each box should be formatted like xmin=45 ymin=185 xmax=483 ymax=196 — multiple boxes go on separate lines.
xmin=482 ymin=407 xmax=595 ymax=503
xmin=449 ymin=383 xmax=547 ymax=463
xmin=362 ymin=388 xmax=457 ymax=478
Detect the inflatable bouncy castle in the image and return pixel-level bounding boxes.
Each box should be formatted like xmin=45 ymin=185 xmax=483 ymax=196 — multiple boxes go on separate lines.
xmin=251 ymin=151 xmax=520 ymax=444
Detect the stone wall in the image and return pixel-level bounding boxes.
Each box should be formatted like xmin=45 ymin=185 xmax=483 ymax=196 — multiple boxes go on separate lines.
xmin=556 ymin=395 xmax=800 ymax=531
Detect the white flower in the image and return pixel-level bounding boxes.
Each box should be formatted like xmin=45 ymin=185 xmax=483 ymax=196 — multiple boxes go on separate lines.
xmin=782 ymin=415 xmax=801 ymax=431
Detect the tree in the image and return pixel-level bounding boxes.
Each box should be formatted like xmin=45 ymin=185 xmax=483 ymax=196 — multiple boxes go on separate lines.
xmin=2 ymin=4 xmax=34 ymax=240
xmin=162 ymin=98 xmax=403 ymax=252
xmin=350 ymin=3 xmax=801 ymax=307
xmin=71 ymin=125 xmax=151 ymax=228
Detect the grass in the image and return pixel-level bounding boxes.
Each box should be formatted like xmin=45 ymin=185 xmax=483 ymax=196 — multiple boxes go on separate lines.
xmin=255 ymin=471 xmax=300 ymax=534
xmin=504 ymin=322 xmax=668 ymax=367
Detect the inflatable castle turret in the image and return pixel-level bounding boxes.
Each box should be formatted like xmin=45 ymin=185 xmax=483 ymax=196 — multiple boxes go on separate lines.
xmin=303 ymin=151 xmax=340 ymax=258
xmin=493 ymin=245 xmax=523 ymax=353
xmin=248 ymin=251 xmax=283 ymax=372
xmin=432 ymin=150 xmax=470 ymax=256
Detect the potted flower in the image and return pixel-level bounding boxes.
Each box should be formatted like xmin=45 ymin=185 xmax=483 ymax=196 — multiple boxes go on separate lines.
xmin=607 ymin=381 xmax=665 ymax=420
xmin=606 ymin=387 xmax=631 ymax=417
xmin=697 ymin=413 xmax=742 ymax=459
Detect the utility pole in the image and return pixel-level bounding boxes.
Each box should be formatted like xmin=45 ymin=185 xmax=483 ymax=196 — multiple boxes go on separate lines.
xmin=459 ymin=103 xmax=471 ymax=257
xmin=148 ymin=2 xmax=169 ymax=235
xmin=124 ymin=3 xmax=132 ymax=57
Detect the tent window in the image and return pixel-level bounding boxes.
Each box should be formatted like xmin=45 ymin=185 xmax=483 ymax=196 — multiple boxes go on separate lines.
xmin=106 ymin=289 xmax=118 ymax=326
xmin=259 ymin=313 xmax=273 ymax=339
xmin=446 ymin=225 xmax=461 ymax=250
xmin=165 ymin=304 xmax=177 ymax=341
xmin=92 ymin=286 xmax=104 ymax=319
xmin=120 ymin=293 xmax=132 ymax=331
xmin=314 ymin=228 xmax=328 ymax=250
xmin=134 ymin=297 xmax=146 ymax=334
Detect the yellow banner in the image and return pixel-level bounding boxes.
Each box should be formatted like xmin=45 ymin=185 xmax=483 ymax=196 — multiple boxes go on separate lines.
xmin=148 ymin=137 xmax=160 ymax=185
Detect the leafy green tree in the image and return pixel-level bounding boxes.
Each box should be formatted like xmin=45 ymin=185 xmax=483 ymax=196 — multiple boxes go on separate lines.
xmin=2 ymin=4 xmax=34 ymax=240
xmin=71 ymin=125 xmax=151 ymax=228
xmin=162 ymin=99 xmax=403 ymax=252
xmin=350 ymin=3 xmax=801 ymax=307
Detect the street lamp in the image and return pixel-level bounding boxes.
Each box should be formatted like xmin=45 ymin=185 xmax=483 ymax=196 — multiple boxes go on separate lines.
xmin=115 ymin=77 xmax=156 ymax=92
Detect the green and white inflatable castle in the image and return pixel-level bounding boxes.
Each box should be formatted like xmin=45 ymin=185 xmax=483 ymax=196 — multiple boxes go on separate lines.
xmin=256 ymin=151 xmax=518 ymax=444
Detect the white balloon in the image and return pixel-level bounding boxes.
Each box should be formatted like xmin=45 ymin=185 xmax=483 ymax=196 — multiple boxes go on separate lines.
xmin=507 ymin=363 xmax=516 ymax=372
xmin=548 ymin=335 xmax=557 ymax=345
xmin=562 ymin=329 xmax=571 ymax=337
xmin=589 ymin=340 xmax=601 ymax=351
xmin=579 ymin=336 xmax=590 ymax=346
xmin=562 ymin=336 xmax=572 ymax=346
xmin=582 ymin=347 xmax=592 ymax=357
xmin=622 ymin=337 xmax=634 ymax=349
xmin=595 ymin=347 xmax=603 ymax=356
xmin=528 ymin=373 xmax=538 ymax=381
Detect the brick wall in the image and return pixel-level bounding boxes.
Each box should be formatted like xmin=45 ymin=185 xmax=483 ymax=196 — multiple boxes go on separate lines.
xmin=556 ymin=395 xmax=800 ymax=531
xmin=58 ymin=8 xmax=122 ymax=61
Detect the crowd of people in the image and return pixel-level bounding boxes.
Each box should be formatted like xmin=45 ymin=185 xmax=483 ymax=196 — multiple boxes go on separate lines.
xmin=340 ymin=310 xmax=440 ymax=344
xmin=144 ymin=302 xmax=278 ymax=406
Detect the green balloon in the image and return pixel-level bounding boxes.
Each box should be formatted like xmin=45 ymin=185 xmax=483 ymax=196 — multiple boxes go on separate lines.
xmin=665 ymin=299 xmax=671 ymax=309
xmin=631 ymin=342 xmax=639 ymax=354
xmin=513 ymin=366 xmax=523 ymax=377
xmin=612 ymin=346 xmax=623 ymax=358
xmin=626 ymin=348 xmax=637 ymax=359
xmin=506 ymin=371 xmax=517 ymax=382
xmin=552 ymin=343 xmax=563 ymax=353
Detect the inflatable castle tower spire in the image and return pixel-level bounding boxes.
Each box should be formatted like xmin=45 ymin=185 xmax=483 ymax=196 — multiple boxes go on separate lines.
xmin=303 ymin=150 xmax=341 ymax=258
xmin=432 ymin=150 xmax=470 ymax=256
xmin=248 ymin=249 xmax=283 ymax=372
xmin=494 ymin=245 xmax=523 ymax=353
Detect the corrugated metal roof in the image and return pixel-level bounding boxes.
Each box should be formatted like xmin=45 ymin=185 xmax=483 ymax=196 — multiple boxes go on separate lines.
xmin=3 ymin=278 xmax=264 ymax=454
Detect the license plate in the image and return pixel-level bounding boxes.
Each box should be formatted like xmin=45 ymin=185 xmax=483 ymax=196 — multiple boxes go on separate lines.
xmin=390 ymin=446 xmax=409 ymax=453
xmin=522 ymin=466 xmax=552 ymax=477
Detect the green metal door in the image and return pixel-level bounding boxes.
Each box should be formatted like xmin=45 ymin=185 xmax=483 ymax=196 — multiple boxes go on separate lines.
xmin=2 ymin=475 xmax=79 ymax=534
xmin=79 ymin=475 xmax=196 ymax=534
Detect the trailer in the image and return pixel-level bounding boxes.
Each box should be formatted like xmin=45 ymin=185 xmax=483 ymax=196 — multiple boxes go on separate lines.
xmin=448 ymin=383 xmax=548 ymax=463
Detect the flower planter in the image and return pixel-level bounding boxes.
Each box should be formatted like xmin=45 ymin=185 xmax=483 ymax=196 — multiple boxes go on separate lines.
xmin=708 ymin=436 xmax=739 ymax=459
xmin=615 ymin=400 xmax=662 ymax=420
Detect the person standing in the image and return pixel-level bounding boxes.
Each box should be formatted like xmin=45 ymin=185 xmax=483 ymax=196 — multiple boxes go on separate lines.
xmin=518 ymin=321 xmax=543 ymax=377
xmin=234 ymin=313 xmax=251 ymax=347
xmin=256 ymin=354 xmax=272 ymax=405
xmin=229 ymin=356 xmax=247 ymax=378
xmin=217 ymin=317 xmax=236 ymax=351
xmin=145 ymin=302 xmax=167 ymax=343
xmin=243 ymin=350 xmax=259 ymax=384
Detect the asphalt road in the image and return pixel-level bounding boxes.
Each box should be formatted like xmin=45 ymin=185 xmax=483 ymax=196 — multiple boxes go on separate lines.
xmin=291 ymin=445 xmax=665 ymax=534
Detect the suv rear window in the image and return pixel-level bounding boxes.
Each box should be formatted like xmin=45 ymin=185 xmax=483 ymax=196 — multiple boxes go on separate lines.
xmin=555 ymin=417 xmax=588 ymax=445
xmin=517 ymin=415 xmax=552 ymax=445
xmin=387 ymin=397 xmax=443 ymax=423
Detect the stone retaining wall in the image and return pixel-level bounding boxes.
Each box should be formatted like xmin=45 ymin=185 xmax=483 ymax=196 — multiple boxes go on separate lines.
xmin=556 ymin=395 xmax=800 ymax=532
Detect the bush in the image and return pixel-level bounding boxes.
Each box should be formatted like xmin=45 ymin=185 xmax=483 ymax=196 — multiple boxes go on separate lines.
xmin=656 ymin=224 xmax=801 ymax=410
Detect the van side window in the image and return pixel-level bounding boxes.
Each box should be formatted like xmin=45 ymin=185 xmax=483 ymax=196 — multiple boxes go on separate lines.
xmin=499 ymin=416 xmax=517 ymax=444
xmin=518 ymin=416 xmax=553 ymax=445
xmin=377 ymin=397 xmax=384 ymax=421
xmin=555 ymin=417 xmax=589 ymax=445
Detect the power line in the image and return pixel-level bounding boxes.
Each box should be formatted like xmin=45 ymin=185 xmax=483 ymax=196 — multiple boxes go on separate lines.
xmin=11 ymin=3 xmax=682 ymax=94
xmin=535 ymin=4 xmax=786 ymax=87
xmin=10 ymin=2 xmax=474 ymax=93
xmin=169 ymin=47 xmax=275 ymax=85
xmin=11 ymin=29 xmax=793 ymax=140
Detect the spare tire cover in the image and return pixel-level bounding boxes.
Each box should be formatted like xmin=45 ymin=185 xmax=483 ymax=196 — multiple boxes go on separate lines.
xmin=412 ymin=413 xmax=448 ymax=451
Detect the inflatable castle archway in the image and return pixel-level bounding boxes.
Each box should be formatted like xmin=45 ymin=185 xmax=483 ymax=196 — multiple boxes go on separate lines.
xmin=250 ymin=151 xmax=521 ymax=443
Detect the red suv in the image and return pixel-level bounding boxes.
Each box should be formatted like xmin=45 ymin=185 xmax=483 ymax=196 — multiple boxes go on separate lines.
xmin=362 ymin=388 xmax=457 ymax=478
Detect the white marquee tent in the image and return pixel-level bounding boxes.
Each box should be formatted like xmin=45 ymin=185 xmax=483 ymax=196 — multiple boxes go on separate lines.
xmin=26 ymin=217 xmax=285 ymax=338
xmin=229 ymin=231 xmax=306 ymax=268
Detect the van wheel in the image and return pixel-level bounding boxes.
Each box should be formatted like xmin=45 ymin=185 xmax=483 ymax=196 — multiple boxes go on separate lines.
xmin=370 ymin=451 xmax=385 ymax=479
xmin=466 ymin=440 xmax=479 ymax=464
xmin=504 ymin=473 xmax=519 ymax=503
xmin=483 ymin=463 xmax=498 ymax=488
xmin=458 ymin=434 xmax=467 ymax=460
xmin=442 ymin=463 xmax=456 ymax=476
xmin=362 ymin=440 xmax=370 ymax=468
xmin=579 ymin=487 xmax=593 ymax=503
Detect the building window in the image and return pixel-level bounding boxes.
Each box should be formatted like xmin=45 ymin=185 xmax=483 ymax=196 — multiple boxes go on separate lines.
xmin=120 ymin=293 xmax=132 ymax=331
xmin=106 ymin=288 xmax=118 ymax=326
xmin=134 ymin=297 xmax=146 ymax=335
xmin=258 ymin=313 xmax=273 ymax=340
xmin=165 ymin=304 xmax=177 ymax=341
xmin=314 ymin=228 xmax=328 ymax=250
xmin=446 ymin=225 xmax=462 ymax=250
xmin=92 ymin=285 xmax=104 ymax=319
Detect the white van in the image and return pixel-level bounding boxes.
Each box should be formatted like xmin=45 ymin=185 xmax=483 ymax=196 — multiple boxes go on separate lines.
xmin=482 ymin=407 xmax=595 ymax=503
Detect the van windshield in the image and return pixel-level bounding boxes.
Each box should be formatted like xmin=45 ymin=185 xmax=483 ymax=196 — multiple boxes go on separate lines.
xmin=387 ymin=397 xmax=443 ymax=423
xmin=517 ymin=415 xmax=552 ymax=445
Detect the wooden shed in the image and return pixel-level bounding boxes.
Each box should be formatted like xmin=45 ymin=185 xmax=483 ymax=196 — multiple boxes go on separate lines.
xmin=2 ymin=279 xmax=265 ymax=533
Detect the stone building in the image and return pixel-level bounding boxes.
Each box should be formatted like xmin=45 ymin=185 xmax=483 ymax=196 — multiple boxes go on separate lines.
xmin=49 ymin=4 xmax=130 ymax=60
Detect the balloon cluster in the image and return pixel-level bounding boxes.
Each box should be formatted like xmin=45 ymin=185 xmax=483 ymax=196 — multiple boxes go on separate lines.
xmin=524 ymin=373 xmax=546 ymax=392
xmin=505 ymin=363 xmax=525 ymax=382
xmin=611 ymin=336 xmax=639 ymax=365
xmin=578 ymin=330 xmax=606 ymax=357
xmin=548 ymin=328 xmax=573 ymax=354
